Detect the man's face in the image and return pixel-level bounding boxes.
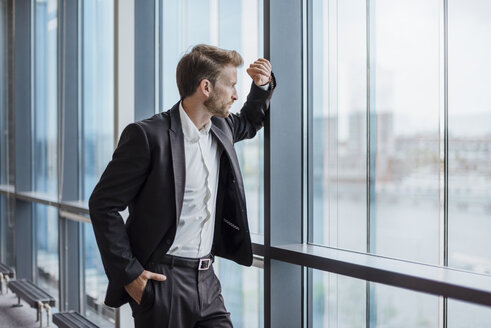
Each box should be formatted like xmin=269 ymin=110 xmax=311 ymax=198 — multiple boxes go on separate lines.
xmin=204 ymin=64 xmax=238 ymax=118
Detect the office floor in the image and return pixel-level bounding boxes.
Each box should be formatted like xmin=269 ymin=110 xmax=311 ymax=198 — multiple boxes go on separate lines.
xmin=0 ymin=292 xmax=44 ymax=328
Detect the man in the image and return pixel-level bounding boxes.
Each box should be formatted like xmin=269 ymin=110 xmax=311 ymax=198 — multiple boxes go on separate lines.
xmin=89 ymin=44 xmax=275 ymax=327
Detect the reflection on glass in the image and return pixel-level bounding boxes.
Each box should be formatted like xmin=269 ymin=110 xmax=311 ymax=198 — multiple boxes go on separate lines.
xmin=215 ymin=258 xmax=263 ymax=328
xmin=312 ymin=0 xmax=443 ymax=263
xmin=0 ymin=196 xmax=14 ymax=267
xmin=82 ymin=0 xmax=114 ymax=201
xmin=311 ymin=0 xmax=367 ymax=250
xmin=312 ymin=269 xmax=365 ymax=327
xmin=370 ymin=0 xmax=441 ymax=264
xmin=372 ymin=283 xmax=439 ymax=327
xmin=83 ymin=223 xmax=114 ymax=327
xmin=34 ymin=0 xmax=57 ymax=196
xmin=312 ymin=269 xmax=439 ymax=327
xmin=161 ymin=0 xmax=264 ymax=235
xmin=35 ymin=204 xmax=59 ymax=304
xmin=448 ymin=0 xmax=491 ymax=275
xmin=448 ymin=299 xmax=491 ymax=328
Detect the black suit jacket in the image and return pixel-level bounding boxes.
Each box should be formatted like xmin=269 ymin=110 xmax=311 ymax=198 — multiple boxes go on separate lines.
xmin=89 ymin=79 xmax=275 ymax=307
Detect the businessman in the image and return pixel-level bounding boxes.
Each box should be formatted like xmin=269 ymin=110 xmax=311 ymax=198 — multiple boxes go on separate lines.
xmin=89 ymin=44 xmax=275 ymax=327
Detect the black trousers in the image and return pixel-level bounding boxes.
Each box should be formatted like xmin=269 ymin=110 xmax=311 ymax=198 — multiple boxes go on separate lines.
xmin=128 ymin=260 xmax=233 ymax=328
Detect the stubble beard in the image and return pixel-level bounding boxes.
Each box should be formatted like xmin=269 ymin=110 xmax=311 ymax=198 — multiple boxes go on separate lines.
xmin=204 ymin=92 xmax=232 ymax=118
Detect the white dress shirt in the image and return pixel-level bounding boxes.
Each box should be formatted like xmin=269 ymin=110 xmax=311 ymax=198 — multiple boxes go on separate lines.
xmin=167 ymin=103 xmax=221 ymax=258
xmin=167 ymin=83 xmax=269 ymax=258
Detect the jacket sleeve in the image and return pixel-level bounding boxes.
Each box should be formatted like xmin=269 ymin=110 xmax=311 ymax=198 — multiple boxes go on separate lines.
xmin=88 ymin=122 xmax=150 ymax=288
xmin=226 ymin=73 xmax=276 ymax=143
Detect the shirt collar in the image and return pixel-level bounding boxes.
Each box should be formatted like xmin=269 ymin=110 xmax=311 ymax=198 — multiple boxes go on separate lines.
xmin=179 ymin=102 xmax=212 ymax=143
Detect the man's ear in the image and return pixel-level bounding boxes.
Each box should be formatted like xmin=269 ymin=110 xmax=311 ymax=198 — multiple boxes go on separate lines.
xmin=198 ymin=79 xmax=213 ymax=97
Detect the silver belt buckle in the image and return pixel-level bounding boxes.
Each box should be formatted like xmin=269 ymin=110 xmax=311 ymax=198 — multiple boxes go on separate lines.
xmin=198 ymin=258 xmax=212 ymax=270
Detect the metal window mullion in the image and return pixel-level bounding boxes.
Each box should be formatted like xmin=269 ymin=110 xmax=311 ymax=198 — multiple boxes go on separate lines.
xmin=366 ymin=0 xmax=376 ymax=327
xmin=58 ymin=0 xmax=83 ymax=312
xmin=78 ymin=0 xmax=84 ymax=200
xmin=113 ymin=0 xmax=118 ymax=147
xmin=442 ymin=0 xmax=449 ymax=327
xmin=31 ymin=0 xmax=36 ymax=193
xmin=154 ymin=0 xmax=159 ymax=114
xmin=134 ymin=1 xmax=156 ymax=121
xmin=31 ymin=0 xmax=37 ymax=285
xmin=269 ymin=0 xmax=304 ymax=327
xmin=263 ymin=0 xmax=271 ymax=327
xmin=305 ymin=0 xmax=314 ymax=326
xmin=13 ymin=0 xmax=35 ymax=281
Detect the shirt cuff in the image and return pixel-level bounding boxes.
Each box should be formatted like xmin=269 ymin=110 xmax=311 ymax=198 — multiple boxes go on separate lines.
xmin=258 ymin=83 xmax=269 ymax=91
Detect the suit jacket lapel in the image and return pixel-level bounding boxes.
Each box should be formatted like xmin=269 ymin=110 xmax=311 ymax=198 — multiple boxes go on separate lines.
xmin=210 ymin=124 xmax=244 ymax=193
xmin=169 ymin=103 xmax=185 ymax=226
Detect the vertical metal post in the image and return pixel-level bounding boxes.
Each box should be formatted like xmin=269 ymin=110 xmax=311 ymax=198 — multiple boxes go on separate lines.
xmin=134 ymin=0 xmax=156 ymax=121
xmin=269 ymin=0 xmax=304 ymax=327
xmin=366 ymin=0 xmax=377 ymax=326
xmin=442 ymin=0 xmax=449 ymax=327
xmin=305 ymin=0 xmax=314 ymax=327
xmin=263 ymin=0 xmax=271 ymax=326
xmin=58 ymin=0 xmax=82 ymax=313
xmin=13 ymin=0 xmax=35 ymax=282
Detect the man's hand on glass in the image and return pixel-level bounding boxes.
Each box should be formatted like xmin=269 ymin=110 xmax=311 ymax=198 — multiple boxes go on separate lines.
xmin=247 ymin=58 xmax=272 ymax=87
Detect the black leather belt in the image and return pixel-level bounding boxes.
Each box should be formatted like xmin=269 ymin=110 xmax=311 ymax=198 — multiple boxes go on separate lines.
xmin=150 ymin=253 xmax=214 ymax=271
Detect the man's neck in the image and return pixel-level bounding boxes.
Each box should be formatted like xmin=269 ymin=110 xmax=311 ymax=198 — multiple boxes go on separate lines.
xmin=181 ymin=97 xmax=212 ymax=131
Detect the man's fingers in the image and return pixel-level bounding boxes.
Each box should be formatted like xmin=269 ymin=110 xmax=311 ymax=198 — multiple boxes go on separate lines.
xmin=247 ymin=67 xmax=270 ymax=78
xmin=255 ymin=58 xmax=272 ymax=70
xmin=249 ymin=62 xmax=271 ymax=72
xmin=247 ymin=59 xmax=272 ymax=86
xmin=147 ymin=271 xmax=167 ymax=281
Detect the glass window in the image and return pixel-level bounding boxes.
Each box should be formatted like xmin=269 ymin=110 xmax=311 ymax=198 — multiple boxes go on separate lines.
xmin=369 ymin=0 xmax=442 ymax=264
xmin=448 ymin=299 xmax=491 ymax=328
xmin=82 ymin=0 xmax=114 ymax=201
xmin=34 ymin=0 xmax=58 ymax=197
xmin=161 ymin=0 xmax=265 ymax=235
xmin=215 ymin=258 xmax=263 ymax=328
xmin=448 ymin=0 xmax=491 ymax=275
xmin=0 ymin=195 xmax=15 ymax=267
xmin=83 ymin=222 xmax=115 ymax=327
xmin=35 ymin=204 xmax=59 ymax=304
xmin=312 ymin=269 xmax=439 ymax=327
xmin=311 ymin=0 xmax=367 ymax=251
xmin=80 ymin=3 xmax=114 ymax=325
xmin=311 ymin=0 xmax=442 ymax=265
xmin=312 ymin=269 xmax=365 ymax=327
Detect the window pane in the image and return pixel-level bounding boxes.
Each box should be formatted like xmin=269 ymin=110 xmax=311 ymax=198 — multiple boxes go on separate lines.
xmin=35 ymin=204 xmax=59 ymax=305
xmin=311 ymin=0 xmax=367 ymax=250
xmin=448 ymin=0 xmax=491 ymax=274
xmin=83 ymin=223 xmax=115 ymax=327
xmin=448 ymin=299 xmax=491 ymax=328
xmin=312 ymin=269 xmax=365 ymax=327
xmin=82 ymin=0 xmax=114 ymax=201
xmin=0 ymin=195 xmax=15 ymax=267
xmin=312 ymin=269 xmax=439 ymax=327
xmin=161 ymin=0 xmax=265 ymax=235
xmin=370 ymin=0 xmax=441 ymax=264
xmin=312 ymin=0 xmax=443 ymax=264
xmin=34 ymin=0 xmax=57 ymax=196
xmin=215 ymin=258 xmax=263 ymax=328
